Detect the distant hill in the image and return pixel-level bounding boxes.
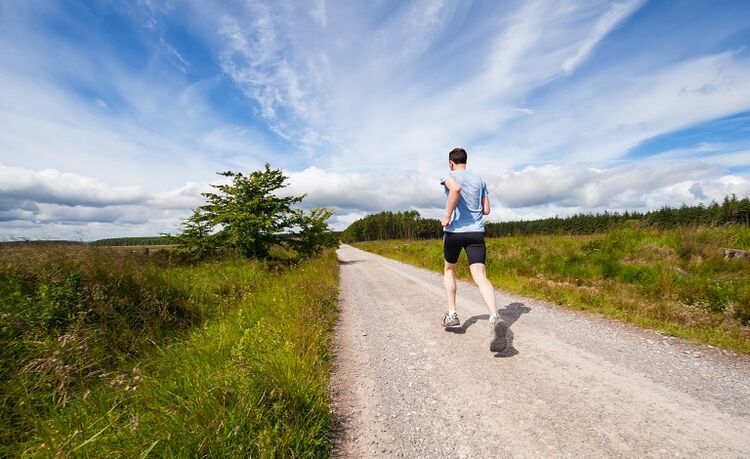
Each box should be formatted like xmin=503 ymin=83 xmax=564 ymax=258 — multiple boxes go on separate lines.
xmin=89 ymin=236 xmax=172 ymax=246
xmin=0 ymin=240 xmax=85 ymax=247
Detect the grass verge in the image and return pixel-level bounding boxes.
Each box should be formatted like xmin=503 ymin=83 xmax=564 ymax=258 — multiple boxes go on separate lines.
xmin=354 ymin=226 xmax=750 ymax=353
xmin=1 ymin=246 xmax=339 ymax=457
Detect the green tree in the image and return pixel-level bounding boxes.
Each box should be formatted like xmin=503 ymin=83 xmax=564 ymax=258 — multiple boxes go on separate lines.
xmin=171 ymin=164 xmax=336 ymax=259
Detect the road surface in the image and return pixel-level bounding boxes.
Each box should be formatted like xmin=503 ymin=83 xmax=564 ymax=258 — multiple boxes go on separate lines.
xmin=330 ymin=244 xmax=750 ymax=458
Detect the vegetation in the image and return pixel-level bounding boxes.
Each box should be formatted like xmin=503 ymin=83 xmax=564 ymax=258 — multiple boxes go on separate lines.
xmin=354 ymin=225 xmax=750 ymax=353
xmin=0 ymin=244 xmax=339 ymax=457
xmin=341 ymin=210 xmax=442 ymax=242
xmin=341 ymin=195 xmax=750 ymax=242
xmin=167 ymin=164 xmax=338 ymax=261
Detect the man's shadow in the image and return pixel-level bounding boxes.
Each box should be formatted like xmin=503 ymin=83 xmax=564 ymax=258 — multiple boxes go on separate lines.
xmin=445 ymin=302 xmax=531 ymax=358
xmin=338 ymin=259 xmax=364 ymax=265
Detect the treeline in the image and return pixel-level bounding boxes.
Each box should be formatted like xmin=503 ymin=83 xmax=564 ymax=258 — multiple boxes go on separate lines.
xmin=341 ymin=210 xmax=443 ymax=242
xmin=342 ymin=195 xmax=750 ymax=242
xmin=90 ymin=236 xmax=171 ymax=246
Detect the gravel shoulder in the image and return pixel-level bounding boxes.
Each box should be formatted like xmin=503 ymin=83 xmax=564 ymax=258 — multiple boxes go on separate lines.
xmin=330 ymin=244 xmax=750 ymax=458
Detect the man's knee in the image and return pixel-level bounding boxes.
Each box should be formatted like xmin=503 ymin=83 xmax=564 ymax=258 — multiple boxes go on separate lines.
xmin=444 ymin=261 xmax=457 ymax=272
xmin=469 ymin=263 xmax=487 ymax=280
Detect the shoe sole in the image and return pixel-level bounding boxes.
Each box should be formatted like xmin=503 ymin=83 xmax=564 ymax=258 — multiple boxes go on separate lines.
xmin=442 ymin=320 xmax=460 ymax=328
xmin=490 ymin=320 xmax=509 ymax=353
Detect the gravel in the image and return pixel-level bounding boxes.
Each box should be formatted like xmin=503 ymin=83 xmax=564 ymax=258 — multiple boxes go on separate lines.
xmin=330 ymin=245 xmax=750 ymax=458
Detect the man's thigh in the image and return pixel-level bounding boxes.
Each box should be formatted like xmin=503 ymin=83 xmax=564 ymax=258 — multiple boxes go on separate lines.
xmin=465 ymin=233 xmax=486 ymax=265
xmin=443 ymin=232 xmax=462 ymax=264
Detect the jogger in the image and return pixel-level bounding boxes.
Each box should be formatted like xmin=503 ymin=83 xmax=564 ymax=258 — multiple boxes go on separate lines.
xmin=439 ymin=147 xmax=508 ymax=352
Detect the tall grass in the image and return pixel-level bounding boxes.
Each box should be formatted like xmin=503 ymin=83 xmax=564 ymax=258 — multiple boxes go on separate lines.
xmin=355 ymin=225 xmax=750 ymax=353
xmin=1 ymin=245 xmax=339 ymax=457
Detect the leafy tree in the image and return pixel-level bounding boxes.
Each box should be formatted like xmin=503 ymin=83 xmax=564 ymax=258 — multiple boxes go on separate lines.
xmin=169 ymin=164 xmax=337 ymax=260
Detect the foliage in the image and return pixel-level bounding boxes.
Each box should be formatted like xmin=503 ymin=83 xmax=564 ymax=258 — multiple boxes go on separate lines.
xmin=0 ymin=245 xmax=205 ymax=450
xmin=354 ymin=225 xmax=750 ymax=353
xmin=290 ymin=207 xmax=341 ymax=258
xmin=168 ymin=164 xmax=337 ymax=260
xmin=341 ymin=195 xmax=750 ymax=242
xmin=341 ymin=210 xmax=442 ymax=242
xmin=1 ymin=245 xmax=339 ymax=457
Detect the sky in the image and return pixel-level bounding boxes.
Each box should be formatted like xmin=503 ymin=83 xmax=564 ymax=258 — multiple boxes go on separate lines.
xmin=1 ymin=0 xmax=750 ymax=240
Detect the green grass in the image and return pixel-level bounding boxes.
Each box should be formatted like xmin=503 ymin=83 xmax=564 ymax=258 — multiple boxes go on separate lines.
xmin=1 ymin=245 xmax=339 ymax=457
xmin=354 ymin=225 xmax=750 ymax=353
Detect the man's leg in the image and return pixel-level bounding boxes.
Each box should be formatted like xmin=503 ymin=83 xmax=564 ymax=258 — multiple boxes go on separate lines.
xmin=469 ymin=263 xmax=497 ymax=317
xmin=444 ymin=261 xmax=458 ymax=311
xmin=441 ymin=232 xmax=461 ymax=327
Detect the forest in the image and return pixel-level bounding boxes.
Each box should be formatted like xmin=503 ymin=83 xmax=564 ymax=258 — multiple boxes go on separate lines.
xmin=341 ymin=194 xmax=750 ymax=242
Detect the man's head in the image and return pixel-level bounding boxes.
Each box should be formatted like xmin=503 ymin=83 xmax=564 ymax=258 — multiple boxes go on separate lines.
xmin=448 ymin=147 xmax=467 ymax=170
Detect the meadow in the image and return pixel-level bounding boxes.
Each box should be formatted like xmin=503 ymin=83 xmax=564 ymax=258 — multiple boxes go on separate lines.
xmin=354 ymin=225 xmax=750 ymax=353
xmin=0 ymin=245 xmax=338 ymax=457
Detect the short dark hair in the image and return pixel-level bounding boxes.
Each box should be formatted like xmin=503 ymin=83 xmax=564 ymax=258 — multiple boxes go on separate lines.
xmin=449 ymin=147 xmax=467 ymax=164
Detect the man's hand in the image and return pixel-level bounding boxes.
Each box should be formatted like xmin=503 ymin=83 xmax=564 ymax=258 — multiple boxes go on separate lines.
xmin=441 ymin=216 xmax=451 ymax=227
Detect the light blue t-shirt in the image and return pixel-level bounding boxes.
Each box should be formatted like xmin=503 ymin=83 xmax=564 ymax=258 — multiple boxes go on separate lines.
xmin=440 ymin=169 xmax=489 ymax=233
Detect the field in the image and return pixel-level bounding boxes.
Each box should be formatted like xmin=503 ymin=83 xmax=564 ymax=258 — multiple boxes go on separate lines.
xmin=0 ymin=245 xmax=339 ymax=457
xmin=354 ymin=225 xmax=750 ymax=353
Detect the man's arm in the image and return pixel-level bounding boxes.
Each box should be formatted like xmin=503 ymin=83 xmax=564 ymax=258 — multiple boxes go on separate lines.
xmin=482 ymin=195 xmax=490 ymax=215
xmin=441 ymin=177 xmax=461 ymax=227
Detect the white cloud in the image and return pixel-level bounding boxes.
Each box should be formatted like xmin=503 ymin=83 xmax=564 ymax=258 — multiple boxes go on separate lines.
xmin=501 ymin=51 xmax=750 ymax=165
xmin=0 ymin=163 xmax=146 ymax=207
xmin=311 ymin=0 xmax=327 ymax=27
xmin=283 ymin=161 xmax=750 ymax=230
xmin=562 ymin=0 xmax=645 ymax=74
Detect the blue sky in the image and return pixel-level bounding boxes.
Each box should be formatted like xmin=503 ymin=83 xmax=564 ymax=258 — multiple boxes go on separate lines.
xmin=1 ymin=0 xmax=749 ymax=239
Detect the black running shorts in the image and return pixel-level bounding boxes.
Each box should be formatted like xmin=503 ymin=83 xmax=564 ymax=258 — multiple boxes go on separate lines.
xmin=443 ymin=231 xmax=486 ymax=265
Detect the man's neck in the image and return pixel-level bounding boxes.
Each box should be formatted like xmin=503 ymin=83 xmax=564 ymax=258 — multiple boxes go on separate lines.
xmin=453 ymin=165 xmax=467 ymax=171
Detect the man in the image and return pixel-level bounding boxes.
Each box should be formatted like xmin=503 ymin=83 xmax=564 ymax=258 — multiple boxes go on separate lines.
xmin=440 ymin=147 xmax=508 ymax=352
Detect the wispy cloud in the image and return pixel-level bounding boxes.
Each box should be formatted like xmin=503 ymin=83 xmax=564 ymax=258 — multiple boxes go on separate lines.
xmin=562 ymin=0 xmax=645 ymax=74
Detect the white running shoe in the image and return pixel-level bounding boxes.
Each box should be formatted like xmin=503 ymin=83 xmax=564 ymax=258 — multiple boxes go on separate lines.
xmin=490 ymin=314 xmax=509 ymax=352
xmin=441 ymin=311 xmax=460 ymax=327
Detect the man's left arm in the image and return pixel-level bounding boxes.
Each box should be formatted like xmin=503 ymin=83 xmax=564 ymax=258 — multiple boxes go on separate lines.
xmin=441 ymin=177 xmax=461 ymax=227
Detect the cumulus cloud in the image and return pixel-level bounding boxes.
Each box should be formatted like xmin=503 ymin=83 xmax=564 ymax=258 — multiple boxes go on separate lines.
xmin=285 ymin=167 xmax=439 ymax=211
xmin=0 ymin=164 xmax=192 ymax=238
xmin=1 ymin=159 xmax=749 ymax=237
xmin=0 ymin=163 xmax=146 ymax=207
xmin=283 ymin=162 xmax=750 ymax=228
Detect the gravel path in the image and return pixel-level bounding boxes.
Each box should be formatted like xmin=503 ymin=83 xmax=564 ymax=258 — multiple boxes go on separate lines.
xmin=330 ymin=245 xmax=750 ymax=458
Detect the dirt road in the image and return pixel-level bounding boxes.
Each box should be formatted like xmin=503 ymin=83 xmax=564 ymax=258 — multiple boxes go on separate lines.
xmin=330 ymin=245 xmax=750 ymax=458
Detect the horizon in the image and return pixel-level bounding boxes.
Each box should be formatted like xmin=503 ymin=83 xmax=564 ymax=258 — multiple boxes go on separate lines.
xmin=2 ymin=1 xmax=750 ymax=239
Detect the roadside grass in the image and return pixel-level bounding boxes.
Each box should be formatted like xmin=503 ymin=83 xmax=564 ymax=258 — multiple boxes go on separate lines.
xmin=1 ymin=245 xmax=339 ymax=457
xmin=354 ymin=225 xmax=750 ymax=353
